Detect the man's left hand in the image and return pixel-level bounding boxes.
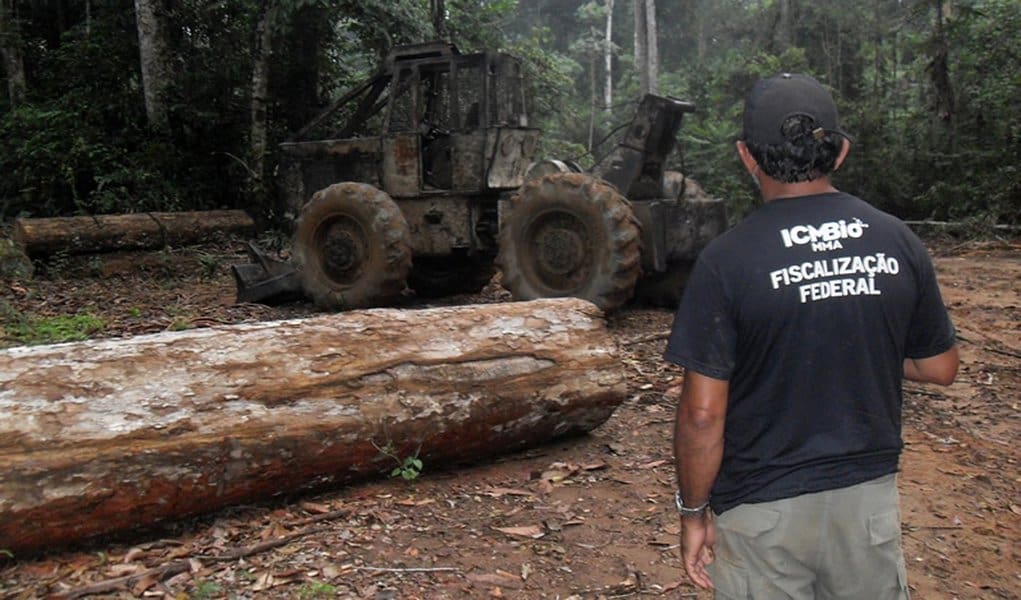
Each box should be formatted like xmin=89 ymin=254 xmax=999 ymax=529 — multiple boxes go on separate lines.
xmin=681 ymin=511 xmax=716 ymax=590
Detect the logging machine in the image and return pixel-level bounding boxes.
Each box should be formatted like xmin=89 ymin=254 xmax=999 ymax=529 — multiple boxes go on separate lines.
xmin=233 ymin=41 xmax=728 ymax=311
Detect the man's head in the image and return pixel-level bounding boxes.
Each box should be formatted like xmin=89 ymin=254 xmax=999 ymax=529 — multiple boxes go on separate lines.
xmin=739 ymin=73 xmax=850 ymax=184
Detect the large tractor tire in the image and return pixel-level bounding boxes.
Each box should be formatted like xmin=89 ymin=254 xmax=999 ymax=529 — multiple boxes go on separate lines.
xmin=496 ymin=172 xmax=642 ymax=312
xmin=293 ymin=183 xmax=412 ymax=310
xmin=408 ymin=255 xmax=496 ymax=298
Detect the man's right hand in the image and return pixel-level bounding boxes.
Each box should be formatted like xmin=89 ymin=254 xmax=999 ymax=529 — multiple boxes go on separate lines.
xmin=681 ymin=511 xmax=717 ymax=590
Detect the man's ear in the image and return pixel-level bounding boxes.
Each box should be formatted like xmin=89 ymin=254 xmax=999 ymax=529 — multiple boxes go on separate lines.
xmin=833 ymin=137 xmax=851 ymax=171
xmin=736 ymin=140 xmax=758 ymax=175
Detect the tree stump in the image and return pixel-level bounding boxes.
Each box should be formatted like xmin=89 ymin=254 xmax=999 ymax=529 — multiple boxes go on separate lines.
xmin=0 ymin=298 xmax=626 ymax=555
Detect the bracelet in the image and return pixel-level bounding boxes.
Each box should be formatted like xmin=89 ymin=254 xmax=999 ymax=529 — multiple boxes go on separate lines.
xmin=674 ymin=490 xmax=710 ymax=516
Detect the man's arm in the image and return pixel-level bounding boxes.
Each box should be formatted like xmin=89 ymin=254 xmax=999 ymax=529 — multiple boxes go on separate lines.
xmin=672 ymin=369 xmax=729 ymax=590
xmin=903 ymin=345 xmax=959 ymax=386
xmin=673 ymin=370 xmax=728 ymax=506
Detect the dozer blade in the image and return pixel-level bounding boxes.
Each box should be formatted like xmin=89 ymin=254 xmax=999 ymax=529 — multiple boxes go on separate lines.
xmin=231 ymin=242 xmax=305 ymax=305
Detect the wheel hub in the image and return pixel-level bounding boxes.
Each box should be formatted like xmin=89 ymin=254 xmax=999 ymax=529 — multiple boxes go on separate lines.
xmin=537 ymin=227 xmax=585 ymax=276
xmin=319 ymin=219 xmax=366 ymax=282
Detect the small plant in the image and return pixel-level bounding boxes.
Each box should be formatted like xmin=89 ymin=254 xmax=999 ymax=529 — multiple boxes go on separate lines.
xmin=197 ymin=251 xmax=221 ymax=279
xmin=297 ymin=581 xmax=337 ymax=599
xmin=392 ymin=455 xmax=424 ymax=481
xmin=169 ymin=317 xmax=194 ymax=331
xmin=372 ymin=439 xmax=424 ymax=481
xmin=190 ymin=579 xmax=222 ymax=600
xmin=86 ymin=255 xmax=104 ymax=277
xmin=0 ymin=549 xmax=13 ymax=559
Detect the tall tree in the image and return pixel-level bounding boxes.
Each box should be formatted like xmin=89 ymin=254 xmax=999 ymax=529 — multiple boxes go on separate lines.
xmin=644 ymin=0 xmax=658 ymax=94
xmin=633 ymin=0 xmax=658 ymax=94
xmin=133 ymin=0 xmax=172 ymax=129
xmin=431 ymin=0 xmax=447 ymax=40
xmin=0 ymin=0 xmax=27 ymax=108
xmin=249 ymin=0 xmax=277 ymax=204
xmin=604 ymin=0 xmax=614 ymax=109
xmin=773 ymin=0 xmax=793 ymax=51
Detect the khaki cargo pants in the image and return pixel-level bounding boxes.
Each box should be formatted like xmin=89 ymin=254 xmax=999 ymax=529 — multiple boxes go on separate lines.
xmin=707 ymin=474 xmax=910 ymax=599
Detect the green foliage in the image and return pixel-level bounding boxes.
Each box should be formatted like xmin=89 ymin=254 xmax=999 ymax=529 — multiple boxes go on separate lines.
xmin=188 ymin=580 xmax=222 ymax=600
xmin=373 ymin=439 xmax=424 ymax=481
xmin=297 ymin=581 xmax=338 ymax=599
xmin=0 ymin=0 xmax=1016 ymax=229
xmin=391 ymin=455 xmax=425 ymax=481
xmin=1 ymin=305 xmax=105 ymax=347
xmin=197 ymin=252 xmax=221 ymax=279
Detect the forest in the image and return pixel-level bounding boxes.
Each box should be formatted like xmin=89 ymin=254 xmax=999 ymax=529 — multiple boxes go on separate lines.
xmin=1 ymin=0 xmax=1019 ymax=230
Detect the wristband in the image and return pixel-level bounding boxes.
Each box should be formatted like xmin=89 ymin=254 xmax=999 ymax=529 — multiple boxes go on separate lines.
xmin=674 ymin=490 xmax=710 ymax=516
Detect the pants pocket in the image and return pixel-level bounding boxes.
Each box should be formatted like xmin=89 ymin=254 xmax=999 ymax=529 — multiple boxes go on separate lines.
xmin=715 ymin=504 xmax=782 ymax=539
xmin=708 ymin=556 xmax=750 ymax=599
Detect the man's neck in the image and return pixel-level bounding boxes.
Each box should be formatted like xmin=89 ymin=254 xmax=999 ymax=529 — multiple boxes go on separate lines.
xmin=759 ymin=176 xmax=838 ymax=203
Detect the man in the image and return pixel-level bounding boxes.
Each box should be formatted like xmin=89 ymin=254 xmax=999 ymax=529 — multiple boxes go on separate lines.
xmin=664 ymin=73 xmax=959 ymax=599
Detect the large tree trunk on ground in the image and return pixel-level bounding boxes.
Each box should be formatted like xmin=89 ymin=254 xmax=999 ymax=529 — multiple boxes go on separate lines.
xmin=13 ymin=210 xmax=255 ymax=257
xmin=0 ymin=298 xmax=626 ymax=555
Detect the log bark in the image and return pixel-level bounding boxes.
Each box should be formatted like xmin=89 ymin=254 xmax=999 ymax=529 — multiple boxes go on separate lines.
xmin=13 ymin=210 xmax=255 ymax=257
xmin=0 ymin=298 xmax=626 ymax=555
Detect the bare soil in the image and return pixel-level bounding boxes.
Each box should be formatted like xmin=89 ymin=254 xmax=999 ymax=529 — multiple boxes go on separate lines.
xmin=1 ymin=238 xmax=1018 ymax=600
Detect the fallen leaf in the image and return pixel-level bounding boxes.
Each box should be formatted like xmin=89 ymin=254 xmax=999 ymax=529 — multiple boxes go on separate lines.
xmin=395 ymin=497 xmax=436 ymax=506
xmin=493 ymin=525 xmax=545 ymax=539
xmin=131 ymin=573 xmax=159 ymax=596
xmin=251 ymin=571 xmax=275 ymax=592
xmin=122 ymin=547 xmax=145 ymax=563
xmin=482 ymin=487 xmax=535 ymax=498
xmin=105 ymin=563 xmax=143 ymax=577
xmin=467 ymin=572 xmax=523 ymax=590
xmin=638 ymin=459 xmax=668 ymax=470
xmin=299 ymin=501 xmax=333 ymax=514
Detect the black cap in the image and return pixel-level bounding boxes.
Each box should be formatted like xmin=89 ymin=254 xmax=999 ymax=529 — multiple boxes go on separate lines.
xmin=742 ymin=73 xmax=849 ymax=146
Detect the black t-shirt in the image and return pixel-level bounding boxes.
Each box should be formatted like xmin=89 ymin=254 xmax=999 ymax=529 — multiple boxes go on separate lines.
xmin=664 ymin=192 xmax=956 ymax=514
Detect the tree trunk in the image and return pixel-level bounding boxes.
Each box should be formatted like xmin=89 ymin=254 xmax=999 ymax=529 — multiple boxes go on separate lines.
xmin=633 ymin=0 xmax=657 ymax=95
xmin=633 ymin=0 xmax=648 ymax=94
xmin=13 ymin=210 xmax=255 ymax=257
xmin=695 ymin=0 xmax=707 ymax=62
xmin=604 ymin=0 xmax=614 ymax=109
xmin=589 ymin=42 xmax=597 ymax=152
xmin=249 ymin=1 xmax=276 ymax=205
xmin=773 ymin=0 xmax=792 ymax=51
xmin=134 ymin=0 xmax=172 ymax=129
xmin=644 ymin=0 xmax=658 ymax=94
xmin=0 ymin=0 xmax=27 ymax=108
xmin=0 ymin=298 xmax=627 ymax=555
xmin=431 ymin=0 xmax=447 ymax=40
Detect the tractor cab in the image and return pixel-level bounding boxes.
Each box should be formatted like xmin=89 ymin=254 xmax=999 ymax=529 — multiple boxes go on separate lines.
xmin=381 ymin=42 xmax=539 ymax=196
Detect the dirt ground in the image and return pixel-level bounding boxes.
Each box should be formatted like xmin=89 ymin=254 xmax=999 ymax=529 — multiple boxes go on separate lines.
xmin=1 ymin=236 xmax=1018 ymax=600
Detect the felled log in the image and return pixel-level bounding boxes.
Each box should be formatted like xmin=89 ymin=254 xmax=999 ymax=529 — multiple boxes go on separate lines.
xmin=13 ymin=210 xmax=255 ymax=257
xmin=0 ymin=298 xmax=625 ymax=555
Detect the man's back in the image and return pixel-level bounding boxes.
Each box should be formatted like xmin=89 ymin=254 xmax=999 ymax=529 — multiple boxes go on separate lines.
xmin=666 ymin=191 xmax=955 ymax=513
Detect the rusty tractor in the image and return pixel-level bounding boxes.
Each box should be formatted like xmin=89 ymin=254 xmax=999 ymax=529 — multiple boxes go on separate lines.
xmin=233 ymin=42 xmax=727 ymax=312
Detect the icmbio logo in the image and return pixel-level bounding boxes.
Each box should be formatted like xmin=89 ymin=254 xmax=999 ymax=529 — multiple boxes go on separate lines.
xmin=779 ymin=218 xmax=869 ymax=252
